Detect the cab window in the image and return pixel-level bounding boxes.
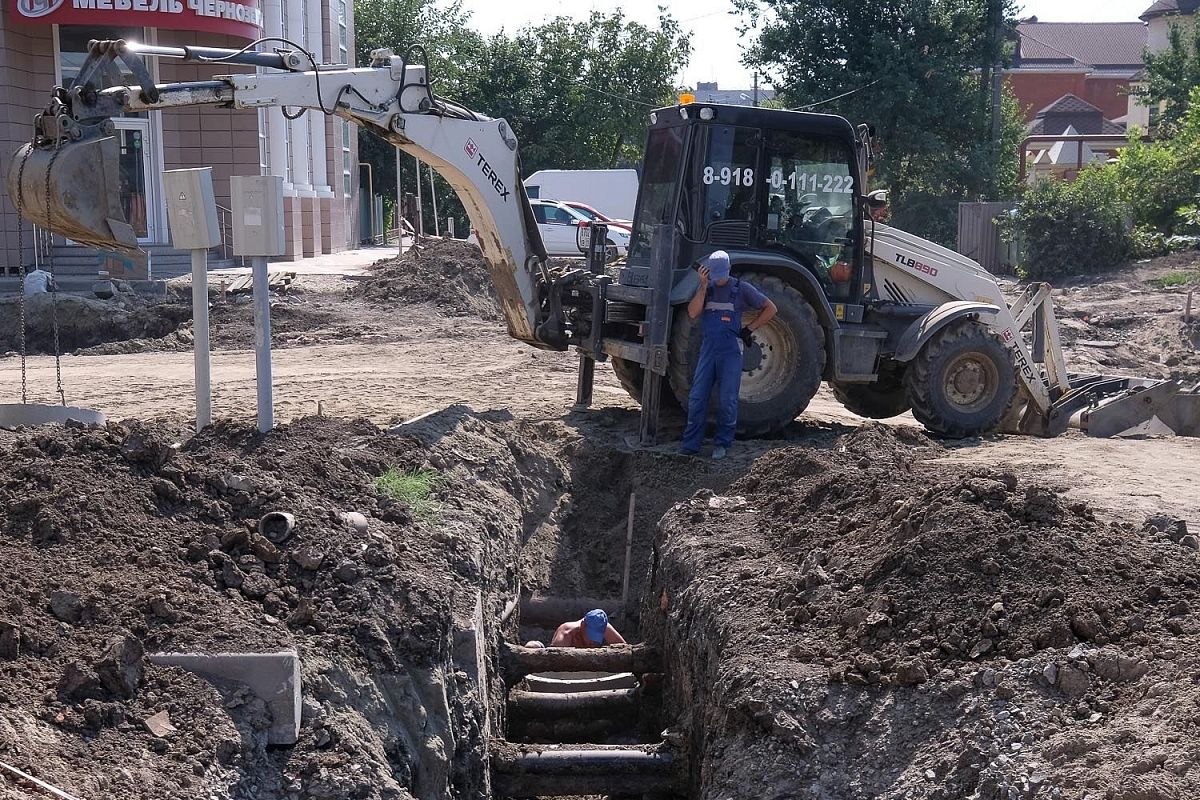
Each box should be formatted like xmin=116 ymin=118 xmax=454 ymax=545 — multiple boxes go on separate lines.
xmin=762 ymin=131 xmax=856 ymax=276
xmin=697 ymin=125 xmax=760 ymax=227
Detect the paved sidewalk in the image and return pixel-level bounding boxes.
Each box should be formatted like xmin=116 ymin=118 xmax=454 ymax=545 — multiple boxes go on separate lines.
xmin=213 ymin=241 xmax=409 ymax=278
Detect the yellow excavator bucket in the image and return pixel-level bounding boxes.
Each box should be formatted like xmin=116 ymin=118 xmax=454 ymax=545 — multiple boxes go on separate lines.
xmin=5 ymin=136 xmax=140 ymax=255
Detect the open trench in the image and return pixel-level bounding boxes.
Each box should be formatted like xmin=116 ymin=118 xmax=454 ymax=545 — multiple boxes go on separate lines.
xmin=410 ymin=411 xmax=753 ymax=799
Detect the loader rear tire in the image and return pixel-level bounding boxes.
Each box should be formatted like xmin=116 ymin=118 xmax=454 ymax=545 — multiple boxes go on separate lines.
xmin=668 ymin=272 xmax=826 ymax=437
xmin=832 ymin=378 xmax=911 ymax=420
xmin=904 ymin=319 xmax=1017 ymax=438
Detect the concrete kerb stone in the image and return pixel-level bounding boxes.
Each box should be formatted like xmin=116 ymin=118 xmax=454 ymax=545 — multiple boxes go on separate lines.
xmin=149 ymin=650 xmax=301 ymax=745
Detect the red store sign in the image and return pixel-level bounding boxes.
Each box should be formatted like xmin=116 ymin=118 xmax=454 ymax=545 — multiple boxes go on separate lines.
xmin=10 ymin=0 xmax=263 ymax=40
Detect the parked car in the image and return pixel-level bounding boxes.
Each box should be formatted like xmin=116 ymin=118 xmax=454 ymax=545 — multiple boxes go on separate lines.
xmin=530 ymin=199 xmax=631 ymax=258
xmin=562 ymin=201 xmax=632 ymax=231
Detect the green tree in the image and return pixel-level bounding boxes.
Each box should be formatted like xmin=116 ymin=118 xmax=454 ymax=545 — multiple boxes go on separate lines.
xmin=735 ymin=0 xmax=1020 ymax=244
xmin=350 ymin=3 xmax=688 ymax=237
xmin=1139 ymin=22 xmax=1200 ymax=131
xmin=460 ymin=11 xmax=690 ymax=173
xmin=353 ymin=0 xmax=484 ymax=235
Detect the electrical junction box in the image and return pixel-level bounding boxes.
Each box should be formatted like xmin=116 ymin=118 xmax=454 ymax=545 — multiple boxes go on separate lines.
xmin=163 ymin=168 xmax=221 ymax=250
xmin=231 ymin=175 xmax=286 ymax=257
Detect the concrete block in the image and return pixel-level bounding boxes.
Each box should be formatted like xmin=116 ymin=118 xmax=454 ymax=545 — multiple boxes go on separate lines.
xmin=149 ymin=650 xmax=301 ymax=745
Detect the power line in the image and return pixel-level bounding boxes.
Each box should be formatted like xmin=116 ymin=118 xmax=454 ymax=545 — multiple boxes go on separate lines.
xmin=679 ymin=8 xmax=732 ymax=23
xmin=791 ymin=79 xmax=882 ymax=111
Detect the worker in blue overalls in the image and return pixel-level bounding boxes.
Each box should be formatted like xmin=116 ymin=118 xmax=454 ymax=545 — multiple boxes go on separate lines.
xmin=680 ymin=250 xmax=778 ymax=459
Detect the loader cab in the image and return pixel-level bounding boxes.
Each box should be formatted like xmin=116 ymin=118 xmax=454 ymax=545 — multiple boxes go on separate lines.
xmin=626 ymin=103 xmax=869 ymax=306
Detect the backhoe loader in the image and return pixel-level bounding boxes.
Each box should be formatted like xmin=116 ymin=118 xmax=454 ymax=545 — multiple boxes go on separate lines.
xmin=8 ymin=39 xmax=1197 ymax=440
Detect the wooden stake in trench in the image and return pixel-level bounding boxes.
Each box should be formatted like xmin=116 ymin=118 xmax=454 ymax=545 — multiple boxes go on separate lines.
xmin=1186 ymin=289 xmax=1194 ymax=324
xmin=621 ymin=492 xmax=635 ymax=611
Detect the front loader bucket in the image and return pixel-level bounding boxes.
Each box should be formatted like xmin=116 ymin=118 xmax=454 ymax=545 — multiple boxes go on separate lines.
xmin=5 ymin=136 xmax=139 ymax=255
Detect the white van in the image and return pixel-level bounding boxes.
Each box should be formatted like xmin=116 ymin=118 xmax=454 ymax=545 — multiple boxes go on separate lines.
xmin=524 ymin=169 xmax=639 ymax=221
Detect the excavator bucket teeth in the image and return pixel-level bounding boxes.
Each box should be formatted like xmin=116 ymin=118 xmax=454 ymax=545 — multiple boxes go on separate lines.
xmin=5 ymin=136 xmax=140 ymax=255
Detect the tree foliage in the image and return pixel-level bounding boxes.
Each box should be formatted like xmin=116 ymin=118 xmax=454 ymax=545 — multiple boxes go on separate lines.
xmin=1138 ymin=21 xmax=1200 ymax=131
xmin=1005 ymin=87 xmax=1200 ymax=278
xmin=350 ymin=1 xmax=689 ymax=237
xmin=734 ymin=0 xmax=1021 ymax=244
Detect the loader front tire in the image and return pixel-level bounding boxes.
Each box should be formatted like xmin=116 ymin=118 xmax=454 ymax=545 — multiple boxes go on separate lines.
xmin=904 ymin=319 xmax=1017 ymax=438
xmin=668 ymin=272 xmax=826 ymax=437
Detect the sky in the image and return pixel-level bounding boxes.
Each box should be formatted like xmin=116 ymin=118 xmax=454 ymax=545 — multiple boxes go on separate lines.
xmin=457 ymin=0 xmax=1156 ymax=90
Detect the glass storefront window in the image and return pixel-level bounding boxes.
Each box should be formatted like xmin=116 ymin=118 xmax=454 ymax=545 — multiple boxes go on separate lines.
xmin=59 ymin=25 xmax=143 ymax=87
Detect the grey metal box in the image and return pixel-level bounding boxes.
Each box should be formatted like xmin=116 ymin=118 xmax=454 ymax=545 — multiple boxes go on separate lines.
xmin=231 ymin=175 xmax=286 ymax=257
xmin=163 ymin=168 xmax=221 ymax=250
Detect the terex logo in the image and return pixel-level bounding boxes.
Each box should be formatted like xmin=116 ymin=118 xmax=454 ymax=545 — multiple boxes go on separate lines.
xmin=469 ymin=144 xmax=510 ymax=202
xmin=895 ymin=253 xmax=939 ymax=277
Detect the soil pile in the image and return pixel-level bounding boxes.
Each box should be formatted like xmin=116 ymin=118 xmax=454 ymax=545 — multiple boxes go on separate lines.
xmin=1047 ymin=252 xmax=1200 ymax=385
xmin=0 ymin=412 xmax=529 ymax=800
xmin=354 ymin=240 xmax=499 ymax=320
xmin=0 ymin=293 xmax=190 ymax=355
xmin=80 ymin=297 xmax=359 ymax=356
xmin=648 ymin=422 xmax=1200 ymax=800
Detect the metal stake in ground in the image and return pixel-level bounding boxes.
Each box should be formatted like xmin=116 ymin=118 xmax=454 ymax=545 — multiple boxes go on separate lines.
xmin=162 ymin=168 xmax=222 ymax=431
xmin=230 ymin=175 xmax=287 ymax=432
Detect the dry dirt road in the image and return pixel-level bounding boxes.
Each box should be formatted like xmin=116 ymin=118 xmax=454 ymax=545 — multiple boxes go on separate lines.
xmin=2 ymin=303 xmax=1196 ymax=528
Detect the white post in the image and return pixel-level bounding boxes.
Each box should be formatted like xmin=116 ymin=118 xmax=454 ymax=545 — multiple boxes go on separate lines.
xmin=252 ymin=254 xmax=273 ymax=432
xmin=231 ymin=174 xmax=285 ymax=433
xmin=163 ymin=167 xmax=220 ymax=432
xmin=414 ymin=155 xmax=424 ymax=236
xmin=395 ymin=147 xmax=403 ymax=254
xmin=429 ymin=164 xmax=440 ymax=237
xmin=192 ymin=249 xmax=212 ymax=430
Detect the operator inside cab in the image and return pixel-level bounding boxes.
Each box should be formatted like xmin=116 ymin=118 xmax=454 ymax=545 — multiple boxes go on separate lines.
xmin=680 ymin=251 xmax=778 ymax=459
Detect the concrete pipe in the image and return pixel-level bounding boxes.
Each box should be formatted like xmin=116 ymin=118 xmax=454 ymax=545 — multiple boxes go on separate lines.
xmin=491 ymin=746 xmax=676 ymax=797
xmin=523 ymin=672 xmax=638 ymax=694
xmin=502 ymin=643 xmax=661 ymax=684
xmin=258 ymin=511 xmax=295 ymax=544
xmin=508 ymin=687 xmax=640 ymax=721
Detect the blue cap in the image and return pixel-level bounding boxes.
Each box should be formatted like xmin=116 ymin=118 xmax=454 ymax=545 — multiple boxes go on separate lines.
xmin=583 ymin=609 xmax=608 ymax=644
xmin=702 ymin=250 xmax=731 ymax=281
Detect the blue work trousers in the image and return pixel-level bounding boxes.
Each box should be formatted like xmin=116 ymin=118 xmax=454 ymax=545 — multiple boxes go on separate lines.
xmin=681 ymin=334 xmax=742 ymax=451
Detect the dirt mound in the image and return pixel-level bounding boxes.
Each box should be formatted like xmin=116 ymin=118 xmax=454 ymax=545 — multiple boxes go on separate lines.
xmin=648 ymin=424 xmax=1200 ymax=799
xmin=1047 ymin=252 xmax=1200 ymax=385
xmin=0 ymin=293 xmax=190 ymax=355
xmin=0 ymin=413 xmax=526 ymax=799
xmin=80 ymin=299 xmax=351 ymax=355
xmin=353 ymin=239 xmax=500 ymax=320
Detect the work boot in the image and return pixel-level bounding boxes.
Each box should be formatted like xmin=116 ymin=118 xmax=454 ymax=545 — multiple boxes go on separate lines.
xmin=712 ymin=446 xmax=727 ymax=460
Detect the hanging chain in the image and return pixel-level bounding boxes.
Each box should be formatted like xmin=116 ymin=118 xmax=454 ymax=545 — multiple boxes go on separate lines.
xmin=13 ymin=133 xmax=36 ymax=405
xmin=45 ymin=136 xmax=66 ymax=406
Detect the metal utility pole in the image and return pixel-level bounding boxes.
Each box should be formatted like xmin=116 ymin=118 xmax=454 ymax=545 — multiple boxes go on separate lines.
xmin=753 ymin=72 xmax=759 ymax=107
xmin=414 ymin=153 xmax=425 ymax=237
xmin=395 ymin=147 xmax=403 ymax=253
xmin=428 ymin=163 xmax=440 ymax=237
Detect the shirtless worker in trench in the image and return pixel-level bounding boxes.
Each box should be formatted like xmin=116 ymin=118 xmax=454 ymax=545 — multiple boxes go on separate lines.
xmin=525 ymin=608 xmax=626 ymax=648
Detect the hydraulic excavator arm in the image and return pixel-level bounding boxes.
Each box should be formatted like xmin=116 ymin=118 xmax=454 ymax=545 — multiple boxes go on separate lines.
xmin=5 ymin=39 xmax=571 ymax=348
